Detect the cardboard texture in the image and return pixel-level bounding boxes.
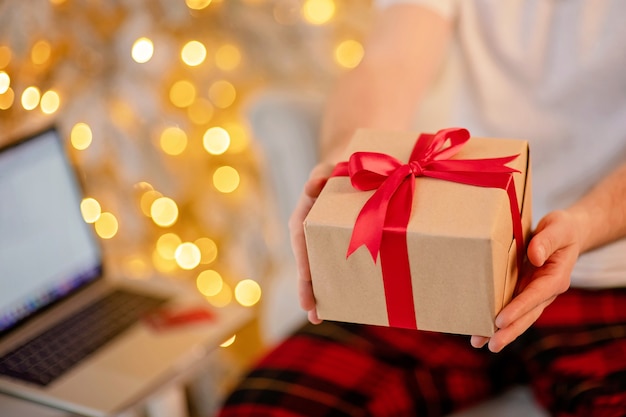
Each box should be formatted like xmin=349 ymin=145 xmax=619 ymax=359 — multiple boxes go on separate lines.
xmin=303 ymin=129 xmax=532 ymax=336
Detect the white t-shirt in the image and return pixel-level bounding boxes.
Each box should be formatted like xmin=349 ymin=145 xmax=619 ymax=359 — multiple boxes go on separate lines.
xmin=375 ymin=0 xmax=626 ymax=288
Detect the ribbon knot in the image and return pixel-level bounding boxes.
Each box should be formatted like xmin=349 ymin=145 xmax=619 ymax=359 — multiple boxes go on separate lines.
xmin=409 ymin=160 xmax=425 ymax=177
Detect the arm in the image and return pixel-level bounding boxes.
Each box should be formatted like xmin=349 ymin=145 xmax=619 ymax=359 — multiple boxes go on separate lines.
xmin=288 ymin=4 xmax=453 ymax=323
xmin=476 ymin=161 xmax=626 ymax=352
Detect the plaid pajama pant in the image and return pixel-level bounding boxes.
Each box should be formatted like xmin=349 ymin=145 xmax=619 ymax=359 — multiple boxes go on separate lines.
xmin=218 ymin=288 xmax=626 ymax=417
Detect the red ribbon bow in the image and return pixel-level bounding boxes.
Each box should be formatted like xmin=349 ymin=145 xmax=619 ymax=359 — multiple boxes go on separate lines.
xmin=331 ymin=128 xmax=524 ymax=329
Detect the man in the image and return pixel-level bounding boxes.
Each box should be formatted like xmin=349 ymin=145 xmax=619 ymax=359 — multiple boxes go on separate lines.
xmin=220 ymin=2 xmax=626 ymax=415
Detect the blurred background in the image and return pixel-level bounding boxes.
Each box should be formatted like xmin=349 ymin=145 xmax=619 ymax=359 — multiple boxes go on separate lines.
xmin=0 ymin=0 xmax=371 ymax=414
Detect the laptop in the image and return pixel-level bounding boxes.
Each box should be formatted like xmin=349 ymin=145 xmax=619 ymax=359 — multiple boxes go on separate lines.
xmin=0 ymin=126 xmax=251 ymax=416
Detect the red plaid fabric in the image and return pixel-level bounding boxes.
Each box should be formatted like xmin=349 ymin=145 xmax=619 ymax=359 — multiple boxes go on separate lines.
xmin=218 ymin=288 xmax=626 ymax=417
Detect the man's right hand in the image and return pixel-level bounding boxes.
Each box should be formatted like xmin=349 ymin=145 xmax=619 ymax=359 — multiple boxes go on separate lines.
xmin=288 ymin=162 xmax=335 ymax=324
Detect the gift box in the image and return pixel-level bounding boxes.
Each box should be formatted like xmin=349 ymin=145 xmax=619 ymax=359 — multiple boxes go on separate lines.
xmin=303 ymin=128 xmax=532 ymax=337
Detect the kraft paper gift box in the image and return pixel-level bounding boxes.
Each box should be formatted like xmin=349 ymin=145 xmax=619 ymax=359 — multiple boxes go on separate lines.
xmin=303 ymin=128 xmax=532 ymax=337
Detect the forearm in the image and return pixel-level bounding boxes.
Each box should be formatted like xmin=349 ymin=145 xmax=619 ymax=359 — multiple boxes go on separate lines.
xmin=565 ymin=162 xmax=626 ymax=253
xmin=318 ymin=5 xmax=452 ymax=164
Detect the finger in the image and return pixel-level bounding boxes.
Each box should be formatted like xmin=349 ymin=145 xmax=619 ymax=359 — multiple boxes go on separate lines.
xmin=488 ymin=297 xmax=554 ymax=352
xmin=308 ymin=309 xmax=322 ymax=325
xmin=527 ymin=211 xmax=575 ymax=267
xmin=470 ymin=335 xmax=489 ymax=349
xmin=299 ymin=278 xmax=316 ymax=311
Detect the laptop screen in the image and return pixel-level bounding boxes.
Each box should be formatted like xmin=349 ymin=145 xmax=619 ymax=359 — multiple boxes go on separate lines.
xmin=0 ymin=128 xmax=102 ymax=333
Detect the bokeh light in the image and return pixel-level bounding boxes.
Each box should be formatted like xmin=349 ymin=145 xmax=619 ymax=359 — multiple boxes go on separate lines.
xmin=208 ymin=80 xmax=236 ymax=109
xmin=21 ymin=86 xmax=41 ymax=110
xmin=222 ymin=122 xmax=249 ymax=153
xmin=0 ymin=88 xmax=14 ymax=110
xmin=132 ymin=37 xmax=154 ymax=63
xmin=215 ymin=44 xmax=241 ymax=71
xmin=0 ymin=46 xmax=11 ymax=68
xmin=94 ymin=212 xmax=118 ymax=239
xmin=181 ymin=40 xmax=207 ymax=66
xmin=203 ymin=126 xmax=230 ymax=155
xmin=159 ymin=126 xmax=188 ymax=155
xmin=80 ymin=197 xmax=101 ymax=223
xmin=195 ymin=237 xmax=218 ymax=264
xmin=220 ymin=334 xmax=236 ymax=348
xmin=213 ymin=166 xmax=240 ymax=193
xmin=335 ymin=39 xmax=364 ymax=69
xmin=170 ymin=79 xmax=196 ymax=108
xmin=31 ymin=40 xmax=52 ymax=65
xmin=150 ymin=197 xmax=179 ymax=227
xmin=187 ymin=98 xmax=214 ymax=125
xmin=186 ymin=0 xmax=212 ymax=10
xmin=140 ymin=189 xmax=163 ymax=217
xmin=0 ymin=71 xmax=10 ymax=94
xmin=175 ymin=242 xmax=201 ymax=270
xmin=302 ymin=0 xmax=335 ymax=25
xmin=205 ymin=281 xmax=232 ymax=307
xmin=156 ymin=232 xmax=182 ymax=260
xmin=196 ymin=269 xmax=223 ymax=296
xmin=234 ymin=279 xmax=262 ymax=307
xmin=71 ymin=122 xmax=93 ymax=150
xmin=40 ymin=90 xmax=60 ymax=114
xmin=152 ymin=249 xmax=178 ymax=273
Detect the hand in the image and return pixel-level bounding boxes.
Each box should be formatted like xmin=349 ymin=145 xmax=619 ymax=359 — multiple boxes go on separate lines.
xmin=288 ymin=162 xmax=336 ymax=324
xmin=471 ymin=210 xmax=581 ymax=352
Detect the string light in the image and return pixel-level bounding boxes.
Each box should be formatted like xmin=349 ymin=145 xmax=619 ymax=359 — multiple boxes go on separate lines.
xmin=140 ymin=189 xmax=163 ymax=217
xmin=40 ymin=90 xmax=61 ymax=114
xmin=174 ymin=242 xmax=201 ymax=270
xmin=80 ymin=197 xmax=102 ymax=223
xmin=181 ymin=40 xmax=207 ymax=66
xmin=208 ymin=80 xmax=236 ymax=109
xmin=70 ymin=122 xmax=93 ymax=150
xmin=150 ymin=196 xmax=179 ymax=227
xmin=156 ymin=232 xmax=182 ymax=260
xmin=203 ymin=126 xmax=230 ymax=155
xmin=187 ymin=98 xmax=214 ymax=125
xmin=205 ymin=281 xmax=232 ymax=307
xmin=0 ymin=72 xmax=9 ymax=94
xmin=131 ymin=37 xmax=154 ymax=63
xmin=334 ymin=39 xmax=364 ymax=69
xmin=169 ymin=79 xmax=196 ymax=108
xmin=0 ymin=46 xmax=11 ymax=68
xmin=234 ymin=279 xmax=262 ymax=307
xmin=302 ymin=0 xmax=335 ymax=25
xmin=196 ymin=269 xmax=223 ymax=296
xmin=31 ymin=40 xmax=52 ymax=65
xmin=185 ymin=0 xmax=212 ymax=10
xmin=213 ymin=165 xmax=240 ymax=193
xmin=215 ymin=44 xmax=241 ymax=71
xmin=194 ymin=237 xmax=218 ymax=264
xmin=21 ymin=86 xmax=41 ymax=110
xmin=159 ymin=126 xmax=188 ymax=156
xmin=94 ymin=212 xmax=118 ymax=239
xmin=220 ymin=334 xmax=236 ymax=348
xmin=0 ymin=88 xmax=13 ymax=110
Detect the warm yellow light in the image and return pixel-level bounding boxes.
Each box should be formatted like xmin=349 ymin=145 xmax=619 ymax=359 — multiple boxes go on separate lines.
xmin=40 ymin=90 xmax=60 ymax=114
xmin=156 ymin=233 xmax=182 ymax=260
xmin=131 ymin=37 xmax=154 ymax=64
xmin=203 ymin=126 xmax=230 ymax=155
xmin=220 ymin=334 xmax=236 ymax=348
xmin=206 ymin=282 xmax=232 ymax=308
xmin=49 ymin=0 xmax=67 ymax=5
xmin=195 ymin=237 xmax=218 ymax=264
xmin=0 ymin=87 xmax=14 ymax=110
xmin=181 ymin=41 xmax=207 ymax=67
xmin=213 ymin=166 xmax=240 ymax=193
xmin=175 ymin=242 xmax=202 ymax=270
xmin=159 ymin=126 xmax=187 ymax=156
xmin=0 ymin=72 xmax=10 ymax=94
xmin=169 ymin=80 xmax=196 ymax=108
xmin=335 ymin=39 xmax=364 ymax=69
xmin=187 ymin=98 xmax=214 ymax=125
xmin=215 ymin=44 xmax=241 ymax=71
xmin=302 ymin=0 xmax=335 ymax=25
xmin=21 ymin=86 xmax=41 ymax=110
xmin=94 ymin=212 xmax=118 ymax=239
xmin=140 ymin=189 xmax=163 ymax=217
xmin=71 ymin=122 xmax=93 ymax=150
xmin=150 ymin=197 xmax=179 ymax=227
xmin=186 ymin=0 xmax=212 ymax=10
xmin=152 ymin=249 xmax=178 ymax=273
xmin=234 ymin=279 xmax=262 ymax=307
xmin=222 ymin=122 xmax=249 ymax=153
xmin=196 ymin=269 xmax=223 ymax=296
xmin=122 ymin=255 xmax=150 ymax=280
xmin=31 ymin=40 xmax=51 ymax=65
xmin=0 ymin=46 xmax=11 ymax=69
xmin=80 ymin=198 xmax=101 ymax=223
xmin=208 ymin=80 xmax=236 ymax=109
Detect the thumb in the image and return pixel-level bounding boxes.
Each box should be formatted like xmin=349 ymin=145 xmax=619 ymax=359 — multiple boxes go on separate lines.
xmin=527 ymin=211 xmax=574 ymax=267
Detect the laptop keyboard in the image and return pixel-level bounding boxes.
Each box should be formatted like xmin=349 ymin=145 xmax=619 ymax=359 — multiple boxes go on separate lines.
xmin=0 ymin=290 xmax=167 ymax=386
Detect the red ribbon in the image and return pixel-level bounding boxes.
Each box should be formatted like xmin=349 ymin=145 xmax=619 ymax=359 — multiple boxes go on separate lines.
xmin=331 ymin=128 xmax=524 ymax=329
